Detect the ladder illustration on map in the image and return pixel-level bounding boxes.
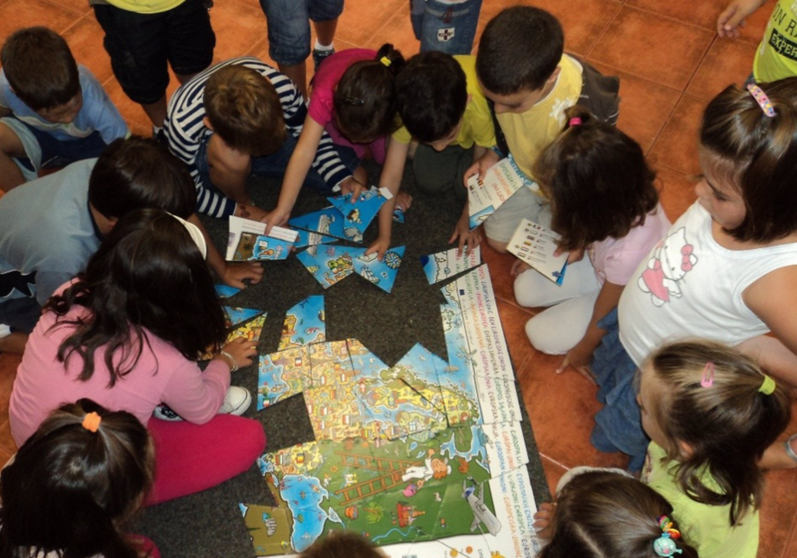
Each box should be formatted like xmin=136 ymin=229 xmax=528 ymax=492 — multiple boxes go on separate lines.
xmin=333 ymin=451 xmax=421 ymax=505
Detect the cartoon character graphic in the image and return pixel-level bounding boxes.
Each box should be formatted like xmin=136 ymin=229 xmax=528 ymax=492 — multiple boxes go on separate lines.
xmin=637 ymin=227 xmax=697 ymax=306
xmin=346 ymin=208 xmax=362 ymax=223
xmin=401 ymin=449 xmax=450 ymax=482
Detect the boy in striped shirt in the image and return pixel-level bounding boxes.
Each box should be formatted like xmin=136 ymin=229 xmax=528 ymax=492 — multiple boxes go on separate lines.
xmin=164 ymin=57 xmax=356 ymax=219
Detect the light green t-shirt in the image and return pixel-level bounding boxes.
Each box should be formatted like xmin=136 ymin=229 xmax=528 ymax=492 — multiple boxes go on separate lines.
xmin=641 ymin=442 xmax=759 ymax=558
xmin=753 ymin=0 xmax=797 ymax=82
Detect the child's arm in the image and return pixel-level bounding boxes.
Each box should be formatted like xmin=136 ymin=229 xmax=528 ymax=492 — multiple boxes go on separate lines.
xmin=366 ymin=137 xmax=410 ymax=260
xmin=463 ymin=147 xmax=501 ymax=187
xmin=186 ymin=213 xmax=264 ymax=289
xmin=79 ymin=67 xmax=129 ymax=143
xmin=742 ymin=265 xmax=797 ymax=386
xmin=450 ymin=145 xmax=489 ymax=256
xmin=556 ymin=280 xmax=625 ymax=380
xmin=717 ymin=0 xmax=769 ymax=38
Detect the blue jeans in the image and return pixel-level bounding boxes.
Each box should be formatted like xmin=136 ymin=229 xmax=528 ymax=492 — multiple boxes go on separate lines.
xmin=411 ymin=0 xmax=483 ymax=55
xmin=259 ymin=0 xmax=345 ymax=66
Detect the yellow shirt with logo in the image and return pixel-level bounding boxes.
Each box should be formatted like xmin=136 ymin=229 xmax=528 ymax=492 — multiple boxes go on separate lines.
xmin=103 ymin=0 xmax=185 ymax=15
xmin=495 ymin=54 xmax=582 ymax=181
xmin=753 ymin=0 xmax=797 ymax=82
xmin=392 ymin=55 xmax=496 ymax=150
xmin=642 ymin=442 xmax=759 ymax=558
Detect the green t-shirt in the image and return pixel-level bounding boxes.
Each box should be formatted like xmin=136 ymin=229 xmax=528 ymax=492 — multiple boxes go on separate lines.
xmin=753 ymin=0 xmax=797 ymax=82
xmin=641 ymin=442 xmax=759 ymax=558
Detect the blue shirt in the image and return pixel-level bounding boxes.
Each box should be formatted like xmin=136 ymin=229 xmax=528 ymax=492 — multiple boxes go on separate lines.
xmin=0 ymin=65 xmax=129 ymax=144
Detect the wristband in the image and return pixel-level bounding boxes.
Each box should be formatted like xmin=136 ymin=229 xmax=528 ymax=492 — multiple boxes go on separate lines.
xmin=785 ymin=434 xmax=797 ymax=464
xmin=219 ymin=350 xmax=239 ymax=372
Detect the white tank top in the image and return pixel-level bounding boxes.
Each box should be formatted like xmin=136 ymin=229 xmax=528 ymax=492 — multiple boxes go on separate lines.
xmin=619 ymin=202 xmax=797 ymax=365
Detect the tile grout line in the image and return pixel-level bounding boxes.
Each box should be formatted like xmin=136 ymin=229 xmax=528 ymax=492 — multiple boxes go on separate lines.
xmin=778 ymin=498 xmax=797 ymax=558
xmin=619 ymin=3 xmax=725 ymax=35
xmin=682 ymin=34 xmax=719 ymax=97
xmin=357 ymin=3 xmax=407 ymax=50
xmin=539 ymin=453 xmax=570 ymax=472
xmin=582 ymin=1 xmax=624 ymax=61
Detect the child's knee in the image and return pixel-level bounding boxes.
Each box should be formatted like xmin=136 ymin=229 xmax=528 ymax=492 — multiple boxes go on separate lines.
xmin=486 ymin=237 xmax=508 ymax=253
xmin=525 ymin=315 xmax=568 ymax=355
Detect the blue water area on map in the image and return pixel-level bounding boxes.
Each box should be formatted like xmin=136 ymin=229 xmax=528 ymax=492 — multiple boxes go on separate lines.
xmin=280 ymin=474 xmax=329 ymax=552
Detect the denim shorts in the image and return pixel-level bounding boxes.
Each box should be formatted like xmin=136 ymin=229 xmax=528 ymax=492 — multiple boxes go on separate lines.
xmin=0 ymin=297 xmax=42 ymax=334
xmin=93 ymin=0 xmax=216 ymax=104
xmin=259 ymin=0 xmax=344 ymax=66
xmin=411 ymin=0 xmax=483 ymax=55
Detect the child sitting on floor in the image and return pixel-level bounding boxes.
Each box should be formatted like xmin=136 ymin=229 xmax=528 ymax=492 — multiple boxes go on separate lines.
xmin=637 ymin=340 xmax=791 ymax=557
xmin=591 ymin=78 xmax=797 ymax=471
xmin=0 ymin=399 xmax=159 ymax=558
xmin=9 ymin=208 xmax=265 ymax=505
xmin=533 ymin=469 xmax=698 ymax=558
xmin=0 ymin=27 xmax=128 ymax=192
xmin=271 ymin=45 xmax=405 ymax=237
xmin=513 ymin=106 xmax=669 ymax=379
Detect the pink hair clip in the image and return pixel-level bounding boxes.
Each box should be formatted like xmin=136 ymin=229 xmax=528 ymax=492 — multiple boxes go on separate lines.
xmin=701 ymin=361 xmax=715 ymax=388
xmin=746 ymin=83 xmax=776 ymax=117
xmin=568 ymin=117 xmax=582 ymax=127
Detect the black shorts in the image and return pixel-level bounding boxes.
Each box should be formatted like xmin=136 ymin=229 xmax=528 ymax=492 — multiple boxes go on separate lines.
xmin=93 ymin=0 xmax=216 ymax=104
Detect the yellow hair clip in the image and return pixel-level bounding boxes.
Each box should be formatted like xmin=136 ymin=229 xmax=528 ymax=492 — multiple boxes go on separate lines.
xmin=759 ymin=375 xmax=776 ymax=395
xmin=380 ymin=56 xmax=392 ymax=67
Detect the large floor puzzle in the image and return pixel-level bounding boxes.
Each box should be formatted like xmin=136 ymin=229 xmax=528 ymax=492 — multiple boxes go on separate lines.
xmin=242 ymin=265 xmax=540 ymax=557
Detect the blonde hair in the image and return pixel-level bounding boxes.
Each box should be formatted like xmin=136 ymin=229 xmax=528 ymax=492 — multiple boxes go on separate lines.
xmin=646 ymin=339 xmax=791 ymax=525
xmin=204 ymin=65 xmax=286 ymax=156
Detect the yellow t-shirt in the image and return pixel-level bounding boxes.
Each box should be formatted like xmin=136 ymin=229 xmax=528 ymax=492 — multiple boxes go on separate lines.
xmin=753 ymin=0 xmax=797 ymax=82
xmin=641 ymin=442 xmax=759 ymax=558
xmin=392 ymin=55 xmax=496 ymax=149
xmin=103 ymin=0 xmax=185 ymax=15
xmin=496 ymin=54 xmax=582 ymax=181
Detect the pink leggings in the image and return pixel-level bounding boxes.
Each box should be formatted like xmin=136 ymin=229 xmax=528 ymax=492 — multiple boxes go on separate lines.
xmin=145 ymin=414 xmax=266 ymax=505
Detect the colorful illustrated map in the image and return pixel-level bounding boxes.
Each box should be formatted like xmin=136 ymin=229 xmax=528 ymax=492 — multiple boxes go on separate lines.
xmin=279 ymin=295 xmax=326 ymax=351
xmin=421 ymin=246 xmax=482 ymax=285
xmin=296 ymin=245 xmax=404 ymax=293
xmin=243 ymin=265 xmax=539 ymax=558
xmin=327 ymin=186 xmax=391 ymax=239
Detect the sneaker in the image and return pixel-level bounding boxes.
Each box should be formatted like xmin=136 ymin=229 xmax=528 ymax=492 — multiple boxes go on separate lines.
xmin=312 ymin=47 xmax=335 ymax=71
xmin=153 ymin=404 xmax=183 ymax=421
xmin=0 ymin=324 xmax=11 ymax=339
xmin=219 ymin=386 xmax=252 ymax=416
xmin=152 ymin=126 xmax=168 ymax=146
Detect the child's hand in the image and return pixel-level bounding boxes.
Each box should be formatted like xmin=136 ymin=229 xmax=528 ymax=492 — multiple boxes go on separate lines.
xmin=219 ymin=338 xmax=258 ymax=370
xmin=717 ymin=0 xmax=765 ymax=38
xmin=511 ymin=259 xmax=531 ymax=277
xmin=556 ymin=343 xmax=596 ymax=383
xmin=463 ymin=149 xmax=500 ymax=187
xmin=533 ymin=502 xmax=556 ymax=540
xmin=395 ymin=191 xmax=413 ymax=212
xmin=262 ymin=206 xmax=291 ymax=235
xmin=222 ymin=262 xmax=263 ymax=289
xmin=234 ymin=203 xmax=267 ymax=223
xmin=450 ymin=215 xmax=482 ymax=257
xmin=553 ymin=246 xmax=585 ymax=264
xmin=340 ymin=175 xmax=366 ymax=201
xmin=366 ymin=235 xmax=391 ymax=261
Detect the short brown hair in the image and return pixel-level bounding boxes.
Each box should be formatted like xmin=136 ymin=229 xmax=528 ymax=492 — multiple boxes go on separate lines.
xmin=1 ymin=27 xmax=80 ymax=111
xmin=542 ymin=471 xmax=698 ymax=558
xmin=646 ymin=339 xmax=792 ymax=526
xmin=534 ymin=106 xmax=659 ymax=251
xmin=700 ymin=77 xmax=797 ymax=243
xmin=204 ymin=65 xmax=286 ymax=156
xmin=476 ymin=7 xmax=564 ymax=95
xmin=333 ymin=44 xmax=404 ymax=143
xmin=299 ymin=532 xmax=384 ymax=558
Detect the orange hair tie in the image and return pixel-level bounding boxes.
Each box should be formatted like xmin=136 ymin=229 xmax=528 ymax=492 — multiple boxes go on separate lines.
xmin=82 ymin=412 xmax=102 ymax=433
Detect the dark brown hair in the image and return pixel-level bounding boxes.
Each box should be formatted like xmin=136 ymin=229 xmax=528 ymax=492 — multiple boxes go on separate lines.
xmin=476 ymin=6 xmax=564 ymax=95
xmin=333 ymin=44 xmax=405 ymax=143
xmin=647 ymin=339 xmax=791 ymax=526
xmin=534 ymin=106 xmax=659 ymax=251
xmin=299 ymin=532 xmax=383 ymax=558
xmin=700 ymin=78 xmax=797 ymax=243
xmin=89 ymin=136 xmax=197 ymax=220
xmin=395 ymin=51 xmax=467 ymax=143
xmin=45 ymin=209 xmax=227 ymax=386
xmin=542 ymin=471 xmax=698 ymax=558
xmin=204 ymin=64 xmax=287 ymax=156
xmin=0 ymin=399 xmax=154 ymax=558
xmin=0 ymin=26 xmax=80 ymax=111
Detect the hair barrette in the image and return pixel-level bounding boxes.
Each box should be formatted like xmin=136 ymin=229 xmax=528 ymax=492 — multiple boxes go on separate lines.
xmin=653 ymin=516 xmax=683 ymax=557
xmin=747 ymin=83 xmax=776 ymax=118
xmin=759 ymin=374 xmax=776 ymax=395
xmin=568 ymin=117 xmax=582 ymax=127
xmin=380 ymin=56 xmax=392 ymax=67
xmin=700 ymin=361 xmax=715 ymax=388
xmin=82 ymin=412 xmax=102 ymax=433
xmin=344 ymin=97 xmax=365 ymax=106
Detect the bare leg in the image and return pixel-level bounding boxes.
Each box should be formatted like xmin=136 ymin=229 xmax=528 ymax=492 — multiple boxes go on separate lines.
xmin=279 ymin=61 xmax=309 ymax=99
xmin=141 ymin=95 xmax=168 ymax=129
xmin=0 ymin=123 xmax=29 ymax=192
xmin=313 ymin=18 xmax=338 ymax=46
xmin=0 ymin=332 xmax=27 ymax=355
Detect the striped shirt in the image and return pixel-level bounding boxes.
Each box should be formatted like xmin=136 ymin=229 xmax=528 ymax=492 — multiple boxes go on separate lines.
xmin=164 ymin=57 xmax=351 ymax=218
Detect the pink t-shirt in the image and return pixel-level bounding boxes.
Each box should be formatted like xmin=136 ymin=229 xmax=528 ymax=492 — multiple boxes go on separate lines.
xmin=9 ymin=285 xmax=230 ymax=446
xmin=308 ymin=48 xmax=387 ymax=164
xmin=588 ymin=204 xmax=671 ymax=286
